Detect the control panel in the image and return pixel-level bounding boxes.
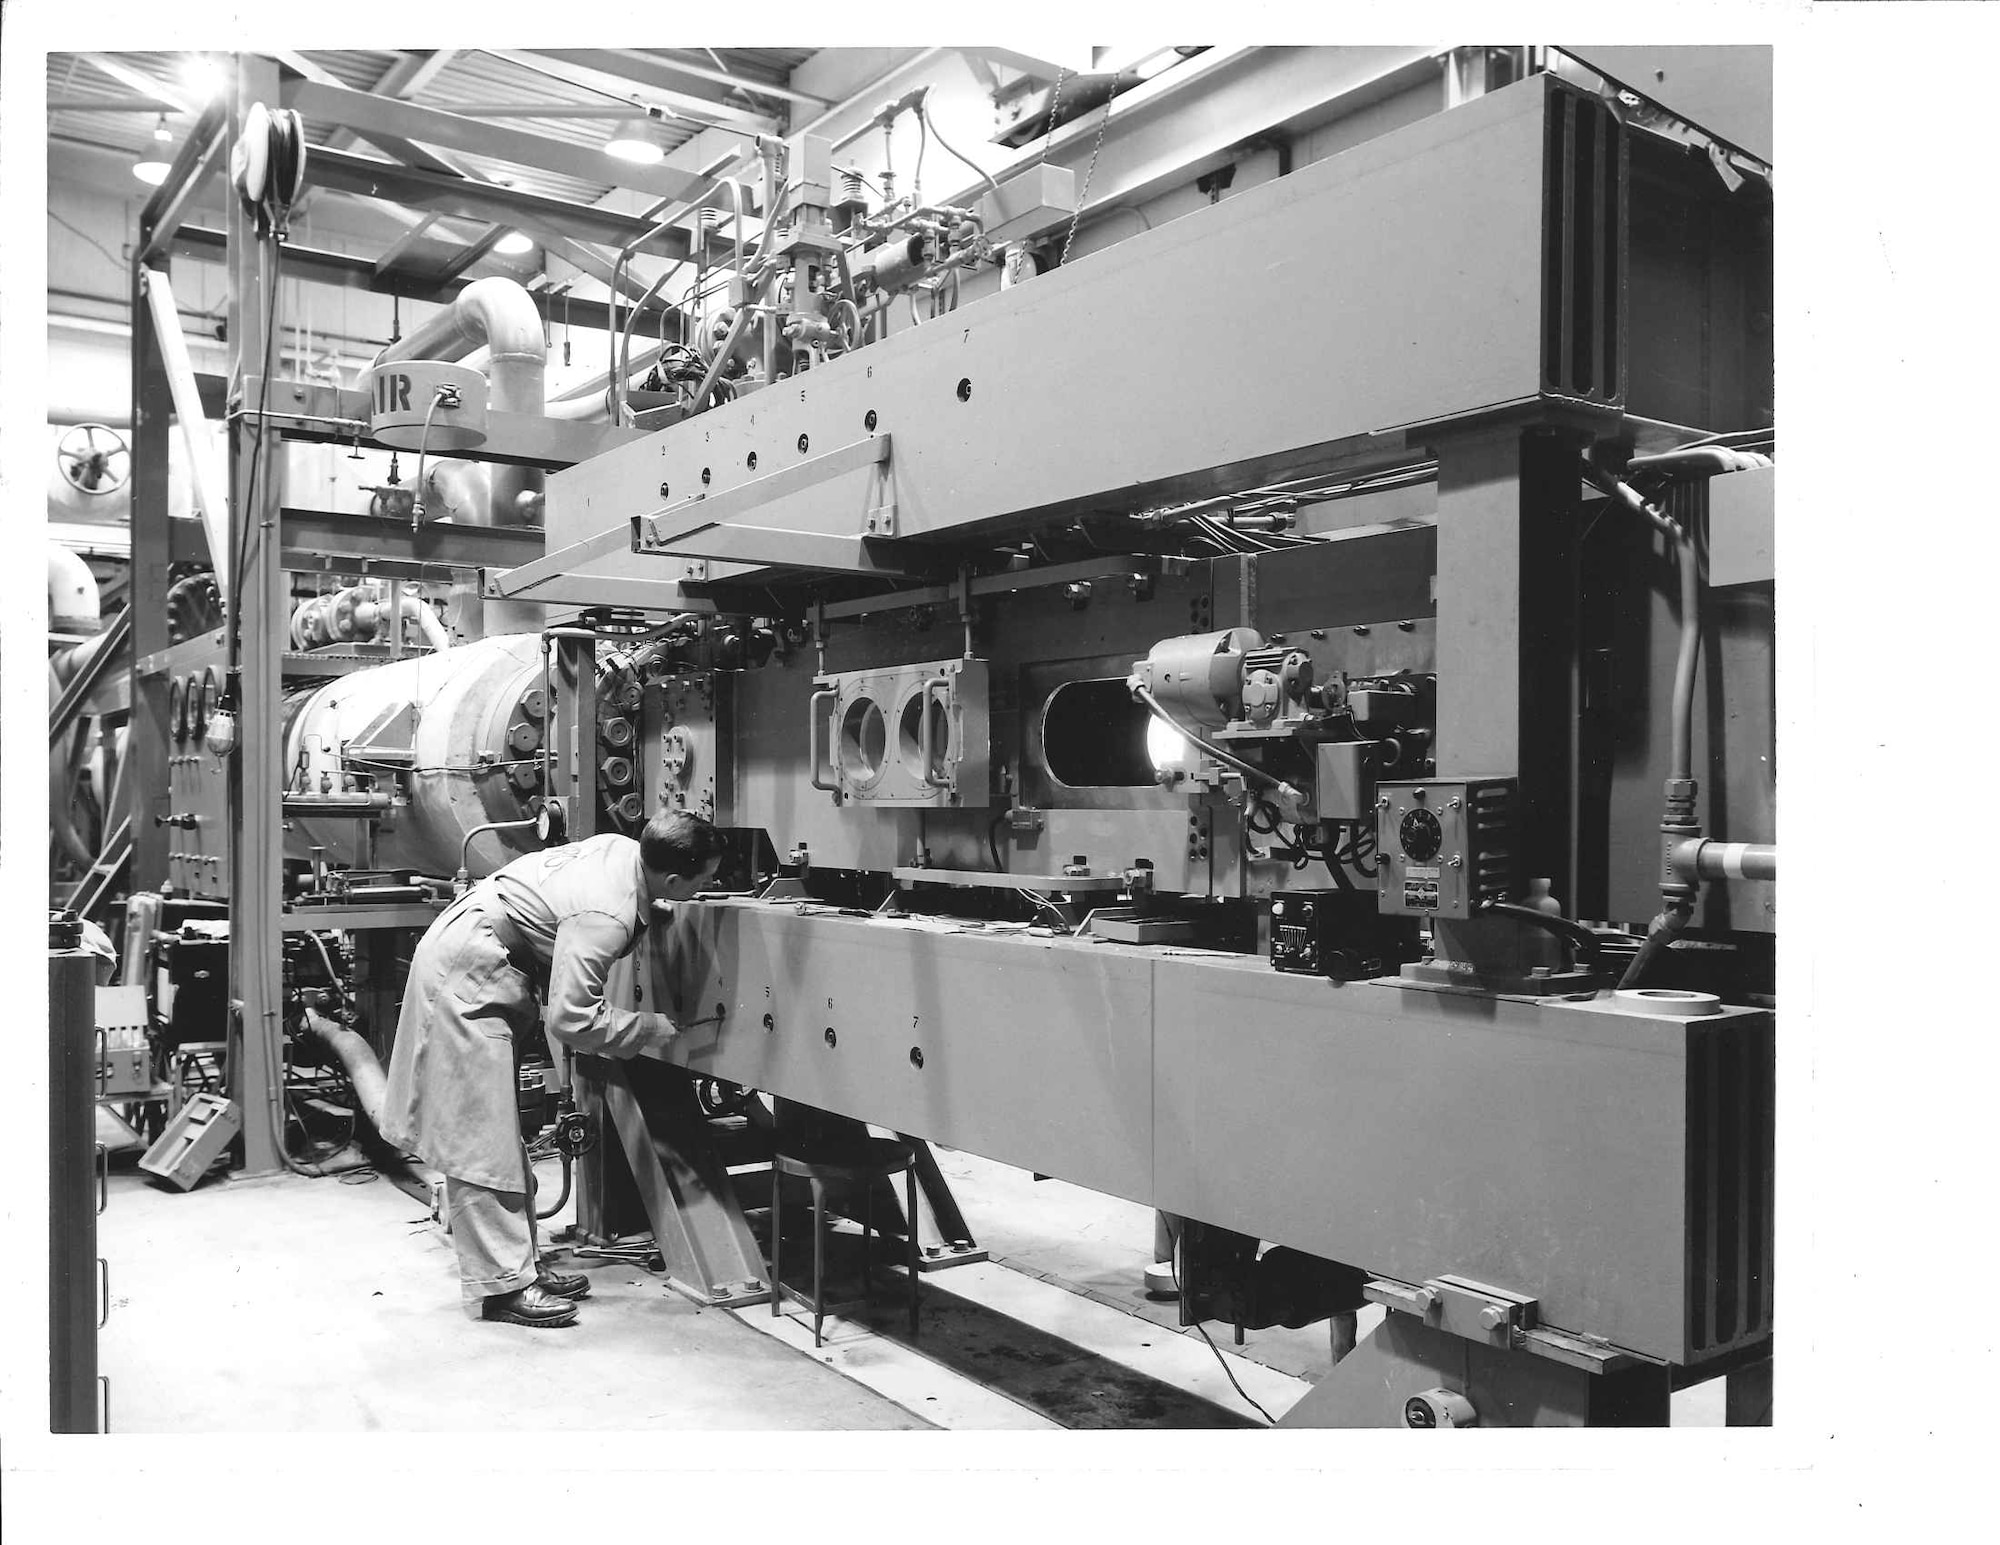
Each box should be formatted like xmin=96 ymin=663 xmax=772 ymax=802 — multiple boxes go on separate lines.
xmin=161 ymin=638 xmax=232 ymax=899
xmin=1270 ymin=889 xmax=1420 ymax=979
xmin=1375 ymin=777 xmax=1516 ymax=920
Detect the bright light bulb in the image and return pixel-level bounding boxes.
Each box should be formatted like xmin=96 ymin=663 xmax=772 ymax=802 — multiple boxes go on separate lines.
xmin=152 ymin=114 xmax=172 ymax=143
xmin=494 ymin=231 xmax=535 ymax=256
xmin=133 ymin=160 xmax=172 ymax=187
xmin=1145 ymin=714 xmax=1191 ymax=771
xmin=604 ymin=135 xmax=665 ymax=165
xmin=183 ymin=55 xmax=228 ymax=101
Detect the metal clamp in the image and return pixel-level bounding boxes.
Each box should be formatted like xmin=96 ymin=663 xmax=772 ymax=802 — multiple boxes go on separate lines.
xmin=808 ymin=687 xmax=839 ymax=793
xmin=98 ymin=1258 xmax=110 ymax=1330
xmin=97 ymin=1142 xmax=108 ymax=1216
xmin=99 ymin=1375 xmax=110 ymax=1435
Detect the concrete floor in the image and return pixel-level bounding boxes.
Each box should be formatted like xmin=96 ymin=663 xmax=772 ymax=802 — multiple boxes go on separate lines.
xmin=96 ymin=1139 xmax=1726 ymax=1430
xmin=98 ymin=1162 xmax=926 ymax=1432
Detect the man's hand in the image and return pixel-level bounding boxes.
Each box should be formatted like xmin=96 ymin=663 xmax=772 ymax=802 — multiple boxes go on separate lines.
xmin=633 ymin=1012 xmax=682 ymax=1058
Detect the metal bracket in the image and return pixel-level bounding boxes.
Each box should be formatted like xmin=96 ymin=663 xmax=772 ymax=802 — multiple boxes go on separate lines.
xmin=1365 ymin=1273 xmax=1645 ymax=1375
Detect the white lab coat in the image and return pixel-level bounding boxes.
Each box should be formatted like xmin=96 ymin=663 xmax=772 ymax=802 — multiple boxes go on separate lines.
xmin=381 ymin=835 xmax=679 ymax=1190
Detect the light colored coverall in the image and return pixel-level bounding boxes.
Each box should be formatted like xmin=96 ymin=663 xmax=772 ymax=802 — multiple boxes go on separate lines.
xmin=382 ymin=834 xmax=680 ymax=1303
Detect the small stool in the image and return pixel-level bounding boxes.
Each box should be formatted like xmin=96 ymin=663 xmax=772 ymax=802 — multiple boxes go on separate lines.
xmin=769 ymin=1135 xmax=920 ymax=1348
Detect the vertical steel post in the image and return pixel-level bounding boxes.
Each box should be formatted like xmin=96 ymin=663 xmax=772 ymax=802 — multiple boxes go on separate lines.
xmin=129 ymin=241 xmax=177 ymax=888
xmin=227 ymin=54 xmax=287 ymax=1176
xmin=1432 ymin=426 xmax=1583 ymax=902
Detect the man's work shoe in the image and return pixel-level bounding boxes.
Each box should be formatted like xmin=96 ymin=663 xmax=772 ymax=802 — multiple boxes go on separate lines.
xmin=480 ymin=1284 xmax=580 ymax=1328
xmin=535 ymin=1265 xmax=592 ymax=1300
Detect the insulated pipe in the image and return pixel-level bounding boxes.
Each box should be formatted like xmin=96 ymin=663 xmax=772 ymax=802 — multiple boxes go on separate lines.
xmin=299 ymin=1009 xmax=387 ymax=1131
xmin=373 ymin=277 xmax=546 ymax=530
xmin=1673 ymin=839 xmax=1777 ymax=884
xmin=139 ymin=269 xmax=231 ymax=611
xmin=48 ymin=544 xmax=101 ymax=634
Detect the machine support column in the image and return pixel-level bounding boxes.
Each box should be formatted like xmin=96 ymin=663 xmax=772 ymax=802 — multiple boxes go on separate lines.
xmin=129 ymin=247 xmax=177 ymax=886
xmin=226 ymin=53 xmax=287 ymax=1176
xmin=1432 ymin=426 xmax=1584 ymax=901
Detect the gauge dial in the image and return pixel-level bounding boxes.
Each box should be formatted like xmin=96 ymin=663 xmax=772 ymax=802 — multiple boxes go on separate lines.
xmin=1398 ymin=807 xmax=1443 ymax=862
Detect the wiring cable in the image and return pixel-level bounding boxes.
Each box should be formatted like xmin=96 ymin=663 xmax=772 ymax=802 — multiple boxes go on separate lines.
xmin=1133 ymin=687 xmax=1284 ymax=792
xmin=922 ymin=95 xmax=1002 ymax=197
xmin=1165 ymin=1223 xmax=1277 ymax=1426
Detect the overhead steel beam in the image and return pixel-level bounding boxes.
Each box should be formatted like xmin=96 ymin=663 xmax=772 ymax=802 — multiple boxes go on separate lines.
xmin=491 ymin=49 xmax=779 ymax=137
xmin=304 ymin=147 xmax=684 ymax=255
xmin=537 ymin=49 xmax=791 ymax=130
xmin=288 ymin=79 xmax=712 ymax=204
xmin=632 ymin=49 xmax=830 ymax=109
xmin=370 ymin=213 xmax=444 ymax=277
xmin=81 ymin=54 xmax=203 ymax=115
xmin=172 ymin=227 xmax=634 ymax=334
xmin=432 ymin=225 xmax=512 ymax=285
xmin=270 ymin=52 xmax=465 ymax=177
xmin=136 ymin=98 xmax=228 ymax=260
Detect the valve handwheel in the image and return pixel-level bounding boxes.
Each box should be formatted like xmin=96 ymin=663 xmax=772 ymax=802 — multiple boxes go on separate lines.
xmin=56 ymin=423 xmax=132 ymax=496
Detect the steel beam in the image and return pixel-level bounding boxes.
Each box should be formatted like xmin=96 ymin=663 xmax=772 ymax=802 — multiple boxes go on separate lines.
xmin=497 ymin=49 xmax=780 ymax=137
xmin=279 ymin=507 xmax=545 ymax=574
xmin=226 ymin=54 xmax=287 ymax=1178
xmin=304 ymin=147 xmax=686 ymax=257
xmin=136 ymin=100 xmax=228 ymax=261
xmin=544 ymin=80 xmax=1611 ymax=588
xmin=271 ymin=54 xmax=464 ymax=177
xmin=81 ymin=53 xmax=202 ymax=114
xmin=287 ymin=79 xmax=714 ymax=205
xmin=611 ymin=49 xmax=829 ymax=109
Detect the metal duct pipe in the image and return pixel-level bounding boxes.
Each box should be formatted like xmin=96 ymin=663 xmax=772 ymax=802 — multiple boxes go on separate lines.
xmin=374 ymin=277 xmax=546 ymax=531
xmin=48 ymin=543 xmax=101 ymax=634
xmin=290 ymin=582 xmax=451 ymax=653
xmin=300 ymin=1008 xmax=387 ymax=1131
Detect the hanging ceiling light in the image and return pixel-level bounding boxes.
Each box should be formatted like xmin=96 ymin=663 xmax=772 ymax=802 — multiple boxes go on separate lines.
xmin=152 ymin=113 xmax=172 ymax=143
xmin=133 ymin=159 xmax=172 ymax=186
xmin=604 ymin=114 xmax=668 ymax=165
xmin=494 ymin=231 xmax=535 ymax=256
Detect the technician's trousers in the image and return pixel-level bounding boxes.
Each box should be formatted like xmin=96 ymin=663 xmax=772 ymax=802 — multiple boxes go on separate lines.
xmin=444 ymin=1176 xmax=536 ymax=1310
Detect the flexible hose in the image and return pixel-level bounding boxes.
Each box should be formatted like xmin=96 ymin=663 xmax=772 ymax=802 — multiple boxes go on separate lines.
xmin=923 ymin=96 xmax=1002 ymax=197
xmin=1619 ymin=902 xmax=1693 ymax=990
xmin=1480 ymin=901 xmax=1604 ymax=975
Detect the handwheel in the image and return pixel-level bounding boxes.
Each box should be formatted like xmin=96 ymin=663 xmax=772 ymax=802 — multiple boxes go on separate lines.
xmin=56 ymin=423 xmax=132 ymax=496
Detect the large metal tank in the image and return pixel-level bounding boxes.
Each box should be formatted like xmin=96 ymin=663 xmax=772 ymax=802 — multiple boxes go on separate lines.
xmin=283 ymin=633 xmax=552 ymax=877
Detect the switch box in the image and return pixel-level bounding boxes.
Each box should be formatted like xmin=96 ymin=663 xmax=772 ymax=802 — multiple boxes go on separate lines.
xmin=1313 ymin=742 xmax=1371 ymax=822
xmin=1376 ymin=777 xmax=1517 ymax=920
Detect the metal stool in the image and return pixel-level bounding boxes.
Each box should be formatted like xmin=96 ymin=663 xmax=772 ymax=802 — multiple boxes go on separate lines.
xmin=769 ymin=1135 xmax=920 ymax=1348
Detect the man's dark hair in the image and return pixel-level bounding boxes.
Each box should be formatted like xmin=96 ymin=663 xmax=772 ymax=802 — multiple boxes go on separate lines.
xmin=640 ymin=812 xmax=727 ymax=878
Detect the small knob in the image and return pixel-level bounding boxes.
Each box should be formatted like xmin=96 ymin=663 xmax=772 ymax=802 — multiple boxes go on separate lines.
xmin=1479 ymin=1305 xmax=1508 ymax=1331
xmin=1411 ymin=1286 xmax=1439 ymax=1314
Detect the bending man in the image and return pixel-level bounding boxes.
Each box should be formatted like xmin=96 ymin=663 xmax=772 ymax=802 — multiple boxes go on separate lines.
xmin=382 ymin=813 xmax=726 ymax=1327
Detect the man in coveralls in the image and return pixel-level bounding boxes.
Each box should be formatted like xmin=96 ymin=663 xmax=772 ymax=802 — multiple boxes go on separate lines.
xmin=383 ymin=813 xmax=726 ymax=1327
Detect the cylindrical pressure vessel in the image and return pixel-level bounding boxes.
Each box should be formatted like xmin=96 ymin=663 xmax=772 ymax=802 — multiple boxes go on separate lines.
xmin=282 ymin=633 xmax=551 ymax=877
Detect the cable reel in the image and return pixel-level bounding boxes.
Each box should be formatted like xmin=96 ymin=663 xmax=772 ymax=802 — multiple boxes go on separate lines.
xmin=230 ymin=103 xmax=307 ymax=240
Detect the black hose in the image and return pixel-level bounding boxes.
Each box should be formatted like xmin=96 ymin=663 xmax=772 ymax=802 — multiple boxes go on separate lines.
xmin=1618 ymin=903 xmax=1692 ymax=990
xmin=1480 ymin=901 xmax=1605 ymax=975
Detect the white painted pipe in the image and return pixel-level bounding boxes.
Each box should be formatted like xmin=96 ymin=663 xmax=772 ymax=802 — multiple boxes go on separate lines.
xmin=374 ymin=278 xmax=546 ymax=530
xmin=139 ymin=269 xmax=232 ymax=610
xmin=48 ymin=543 xmax=101 ymax=634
